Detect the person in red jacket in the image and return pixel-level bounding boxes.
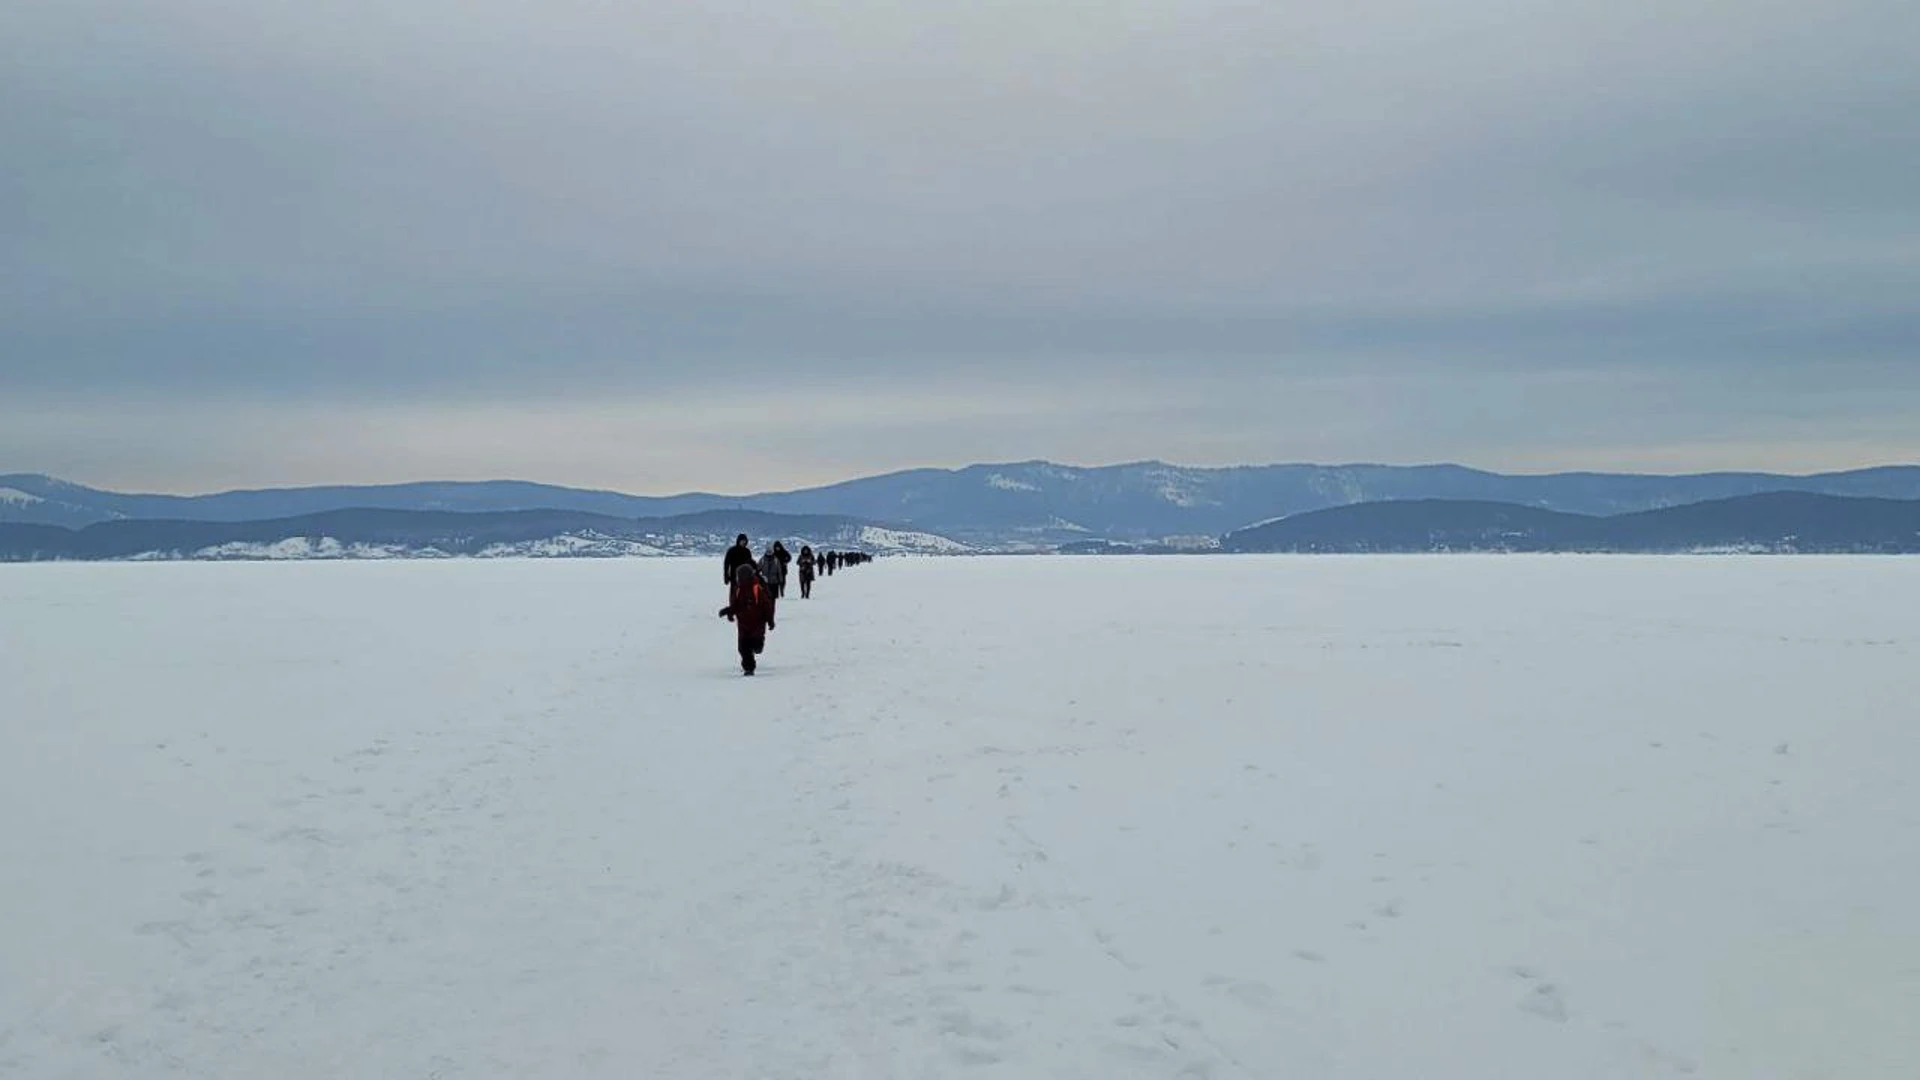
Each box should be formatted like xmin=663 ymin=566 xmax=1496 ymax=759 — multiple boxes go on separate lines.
xmin=718 ymin=563 xmax=776 ymax=675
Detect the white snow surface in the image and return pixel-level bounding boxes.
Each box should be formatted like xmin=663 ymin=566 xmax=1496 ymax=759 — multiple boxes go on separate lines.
xmin=3 ymin=556 xmax=1918 ymax=1079
xmin=0 ymin=486 xmax=44 ymax=506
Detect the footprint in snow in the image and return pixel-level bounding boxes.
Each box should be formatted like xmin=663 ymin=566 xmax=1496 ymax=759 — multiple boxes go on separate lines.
xmin=1203 ymin=975 xmax=1278 ymax=1010
xmin=1520 ymin=983 xmax=1570 ymax=1023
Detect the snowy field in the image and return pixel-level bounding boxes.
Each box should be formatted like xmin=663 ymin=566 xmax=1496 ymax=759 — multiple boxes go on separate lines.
xmin=3 ymin=556 xmax=1918 ymax=1080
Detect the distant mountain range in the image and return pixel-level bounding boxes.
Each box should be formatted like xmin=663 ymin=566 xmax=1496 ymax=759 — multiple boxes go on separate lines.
xmin=1222 ymin=492 xmax=1920 ymax=554
xmin=8 ymin=461 xmax=1920 ymax=546
xmin=0 ymin=509 xmax=969 ymax=562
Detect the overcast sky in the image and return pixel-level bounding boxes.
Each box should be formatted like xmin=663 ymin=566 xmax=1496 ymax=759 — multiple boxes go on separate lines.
xmin=4 ymin=0 xmax=1917 ymax=494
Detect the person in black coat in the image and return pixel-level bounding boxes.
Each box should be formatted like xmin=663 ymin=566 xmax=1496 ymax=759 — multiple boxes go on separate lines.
xmin=797 ymin=545 xmax=816 ymax=599
xmin=723 ymin=534 xmax=753 ymax=588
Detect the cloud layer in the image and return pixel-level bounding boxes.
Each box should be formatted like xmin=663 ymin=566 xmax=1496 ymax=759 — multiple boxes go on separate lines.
xmin=4 ymin=0 xmax=1917 ymax=491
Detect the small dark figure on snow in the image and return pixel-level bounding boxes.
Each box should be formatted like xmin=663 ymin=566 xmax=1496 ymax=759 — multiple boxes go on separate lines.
xmin=797 ymin=545 xmax=816 ymax=599
xmin=723 ymin=534 xmax=754 ymax=588
xmin=719 ymin=564 xmax=775 ymax=675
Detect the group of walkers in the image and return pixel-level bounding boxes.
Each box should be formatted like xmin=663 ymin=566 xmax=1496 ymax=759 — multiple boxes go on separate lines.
xmin=717 ymin=534 xmax=872 ymax=675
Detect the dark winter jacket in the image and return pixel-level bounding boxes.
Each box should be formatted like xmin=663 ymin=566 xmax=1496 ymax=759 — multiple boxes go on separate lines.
xmin=723 ymin=541 xmax=754 ymax=584
xmin=720 ymin=565 xmax=775 ymax=637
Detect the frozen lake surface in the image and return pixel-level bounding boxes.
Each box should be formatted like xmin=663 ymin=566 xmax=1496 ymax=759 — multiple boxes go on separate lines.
xmin=3 ymin=556 xmax=1918 ymax=1078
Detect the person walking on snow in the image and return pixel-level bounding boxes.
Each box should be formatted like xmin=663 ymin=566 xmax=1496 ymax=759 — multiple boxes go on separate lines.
xmin=757 ymin=547 xmax=784 ymax=622
xmin=718 ymin=564 xmax=775 ymax=675
xmin=770 ymin=541 xmax=792 ymax=598
xmin=797 ymin=545 xmax=816 ymax=599
xmin=723 ymin=534 xmax=754 ymax=588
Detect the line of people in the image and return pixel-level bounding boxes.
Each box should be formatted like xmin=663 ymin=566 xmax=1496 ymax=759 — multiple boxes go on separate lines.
xmin=717 ymin=534 xmax=873 ymax=675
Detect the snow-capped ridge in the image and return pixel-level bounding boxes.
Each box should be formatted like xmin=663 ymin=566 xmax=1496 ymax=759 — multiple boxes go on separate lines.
xmin=985 ymin=474 xmax=1040 ymax=492
xmin=855 ymin=525 xmax=973 ymax=555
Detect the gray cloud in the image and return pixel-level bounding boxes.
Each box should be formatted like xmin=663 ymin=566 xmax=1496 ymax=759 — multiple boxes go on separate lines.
xmin=2 ymin=0 xmax=1916 ymax=491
